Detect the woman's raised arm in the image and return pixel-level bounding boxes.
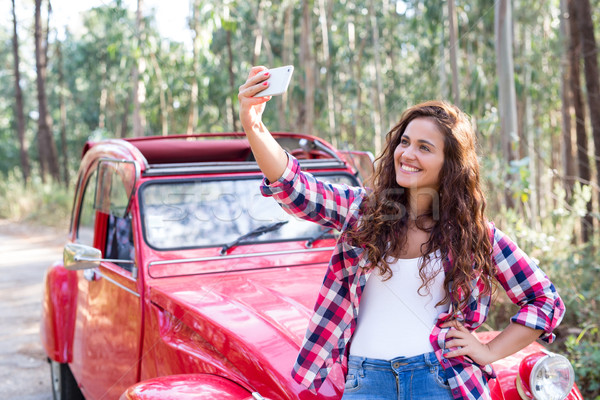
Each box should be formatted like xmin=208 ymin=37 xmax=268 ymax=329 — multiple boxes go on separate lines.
xmin=238 ymin=66 xmax=288 ymax=183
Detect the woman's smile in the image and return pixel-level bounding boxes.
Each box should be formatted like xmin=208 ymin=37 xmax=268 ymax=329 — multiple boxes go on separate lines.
xmin=398 ymin=162 xmax=421 ymax=173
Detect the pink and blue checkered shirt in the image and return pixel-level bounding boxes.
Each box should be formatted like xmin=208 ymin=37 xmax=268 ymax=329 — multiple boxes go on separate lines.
xmin=261 ymin=154 xmax=565 ymax=400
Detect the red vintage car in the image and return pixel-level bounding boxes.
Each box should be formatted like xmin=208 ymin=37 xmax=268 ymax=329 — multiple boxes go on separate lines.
xmin=40 ymin=133 xmax=581 ymax=400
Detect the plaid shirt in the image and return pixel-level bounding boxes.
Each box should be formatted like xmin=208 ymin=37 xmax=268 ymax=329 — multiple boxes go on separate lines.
xmin=261 ymin=154 xmax=565 ymax=400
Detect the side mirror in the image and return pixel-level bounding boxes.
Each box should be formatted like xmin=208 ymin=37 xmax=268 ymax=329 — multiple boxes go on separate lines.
xmin=63 ymin=243 xmax=136 ymax=271
xmin=63 ymin=243 xmax=102 ymax=270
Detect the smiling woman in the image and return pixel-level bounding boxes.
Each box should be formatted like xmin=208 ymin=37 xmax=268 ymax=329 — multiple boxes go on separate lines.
xmin=393 ymin=118 xmax=446 ymax=194
xmin=237 ymin=72 xmax=567 ymax=400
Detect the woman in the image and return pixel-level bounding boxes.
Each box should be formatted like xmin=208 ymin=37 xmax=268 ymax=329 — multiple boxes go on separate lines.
xmin=238 ymin=66 xmax=565 ymax=400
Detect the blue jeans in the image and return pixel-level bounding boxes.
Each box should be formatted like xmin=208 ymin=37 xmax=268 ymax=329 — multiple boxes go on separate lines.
xmin=341 ymin=352 xmax=453 ymax=400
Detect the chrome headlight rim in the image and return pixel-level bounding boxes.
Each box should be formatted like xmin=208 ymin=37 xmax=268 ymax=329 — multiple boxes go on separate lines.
xmin=528 ymin=352 xmax=575 ymax=400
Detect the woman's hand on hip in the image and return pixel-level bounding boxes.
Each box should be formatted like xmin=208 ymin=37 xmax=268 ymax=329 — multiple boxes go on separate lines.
xmin=441 ymin=320 xmax=496 ymax=366
xmin=238 ymin=66 xmax=272 ymax=133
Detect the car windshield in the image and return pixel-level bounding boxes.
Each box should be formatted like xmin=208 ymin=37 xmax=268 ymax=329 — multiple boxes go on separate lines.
xmin=140 ymin=173 xmax=357 ymax=250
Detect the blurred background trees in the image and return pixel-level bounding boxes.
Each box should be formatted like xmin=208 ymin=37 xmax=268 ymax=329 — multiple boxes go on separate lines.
xmin=1 ymin=0 xmax=599 ymax=396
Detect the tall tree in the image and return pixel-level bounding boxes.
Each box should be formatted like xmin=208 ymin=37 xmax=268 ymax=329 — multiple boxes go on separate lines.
xmin=495 ymin=0 xmax=518 ymax=207
xmin=347 ymin=15 xmax=367 ymax=149
xmin=121 ymin=0 xmax=145 ymax=138
xmin=521 ymin=25 xmax=539 ymax=228
xmin=281 ymin=3 xmax=294 ymax=130
xmin=299 ymin=0 xmax=315 ymax=136
xmin=575 ymin=0 xmax=600 ymax=239
xmin=447 ymin=0 xmax=460 ymax=107
xmin=567 ymin=0 xmax=593 ymax=242
xmin=56 ymin=40 xmax=69 ymax=186
xmin=369 ymin=0 xmax=385 ymax=155
xmin=318 ymin=0 xmax=336 ymax=146
xmin=187 ymin=0 xmax=200 ymax=134
xmin=224 ymin=6 xmax=238 ymax=132
xmin=131 ymin=0 xmax=145 ymax=137
xmin=149 ymin=52 xmax=168 ymax=135
xmin=11 ymin=0 xmax=31 ymax=182
xmin=559 ymin=0 xmax=575 ymax=202
xmin=34 ymin=0 xmax=60 ymax=182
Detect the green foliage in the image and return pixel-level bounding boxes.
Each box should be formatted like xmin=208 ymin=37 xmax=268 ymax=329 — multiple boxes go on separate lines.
xmin=484 ymin=182 xmax=599 ymax=398
xmin=565 ymin=329 xmax=600 ymax=399
xmin=0 ymin=169 xmax=73 ymax=229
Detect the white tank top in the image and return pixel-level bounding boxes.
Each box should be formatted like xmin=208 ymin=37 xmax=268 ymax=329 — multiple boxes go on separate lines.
xmin=349 ymin=254 xmax=448 ymax=359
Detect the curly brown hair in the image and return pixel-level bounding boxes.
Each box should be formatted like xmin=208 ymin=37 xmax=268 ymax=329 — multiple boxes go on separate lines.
xmin=346 ymin=100 xmax=494 ymax=310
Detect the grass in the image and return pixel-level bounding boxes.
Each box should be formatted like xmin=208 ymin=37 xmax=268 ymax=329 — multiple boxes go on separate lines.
xmin=0 ymin=169 xmax=74 ymax=229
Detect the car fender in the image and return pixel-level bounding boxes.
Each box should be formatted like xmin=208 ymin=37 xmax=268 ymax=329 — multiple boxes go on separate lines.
xmin=119 ymin=374 xmax=255 ymax=400
xmin=40 ymin=261 xmax=79 ymax=363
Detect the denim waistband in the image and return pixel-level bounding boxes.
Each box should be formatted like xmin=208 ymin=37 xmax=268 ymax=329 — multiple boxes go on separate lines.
xmin=348 ymin=352 xmax=439 ymax=373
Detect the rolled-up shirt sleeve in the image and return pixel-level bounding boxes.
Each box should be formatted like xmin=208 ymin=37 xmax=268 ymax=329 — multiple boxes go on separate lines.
xmin=260 ymin=153 xmax=365 ymax=231
xmin=492 ymin=227 xmax=565 ymax=343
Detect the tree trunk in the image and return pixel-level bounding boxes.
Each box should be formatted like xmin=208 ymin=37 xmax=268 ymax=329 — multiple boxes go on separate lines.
xmin=318 ymin=0 xmax=336 ymax=146
xmin=523 ymin=28 xmax=539 ymax=229
xmin=438 ymin=14 xmax=448 ymax=101
xmin=11 ymin=0 xmax=31 ymax=182
xmin=559 ymin=0 xmax=575 ymax=202
xmin=120 ymin=94 xmax=132 ymax=138
xmin=131 ymin=0 xmax=144 ymax=137
xmin=348 ymin=18 xmax=367 ymax=149
xmin=150 ymin=53 xmax=168 ymax=135
xmin=369 ymin=0 xmax=386 ymax=155
xmin=252 ymin=5 xmax=263 ymax=66
xmin=226 ymin=27 xmax=238 ymax=132
xmin=575 ymin=0 xmax=600 ymax=240
xmin=567 ymin=0 xmax=593 ymax=243
xmin=494 ymin=0 xmax=518 ymax=208
xmin=56 ymin=41 xmax=69 ymax=186
xmin=252 ymin=0 xmax=274 ymax=67
xmin=281 ymin=4 xmax=294 ymax=130
xmin=187 ymin=0 xmax=200 ymax=134
xmin=299 ymin=0 xmax=315 ymax=136
xmin=34 ymin=0 xmax=60 ymax=182
xmin=447 ymin=0 xmax=460 ymax=107
xmin=98 ymin=61 xmax=108 ymax=130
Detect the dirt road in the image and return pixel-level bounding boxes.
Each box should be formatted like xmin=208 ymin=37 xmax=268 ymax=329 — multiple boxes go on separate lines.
xmin=0 ymin=220 xmax=67 ymax=400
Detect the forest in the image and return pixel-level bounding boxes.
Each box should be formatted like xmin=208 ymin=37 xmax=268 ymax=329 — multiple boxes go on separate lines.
xmin=1 ymin=0 xmax=599 ymax=396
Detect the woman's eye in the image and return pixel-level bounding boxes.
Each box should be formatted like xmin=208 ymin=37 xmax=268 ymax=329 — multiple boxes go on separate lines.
xmin=400 ymin=139 xmax=409 ymax=145
xmin=421 ymin=145 xmax=430 ymax=152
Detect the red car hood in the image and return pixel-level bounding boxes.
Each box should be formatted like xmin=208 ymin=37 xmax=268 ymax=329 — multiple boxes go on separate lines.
xmin=149 ymin=263 xmax=324 ymax=344
xmin=147 ymin=262 xmax=343 ymax=399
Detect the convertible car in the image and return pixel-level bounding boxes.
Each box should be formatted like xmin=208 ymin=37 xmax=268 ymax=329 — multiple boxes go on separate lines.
xmin=40 ymin=133 xmax=581 ymax=400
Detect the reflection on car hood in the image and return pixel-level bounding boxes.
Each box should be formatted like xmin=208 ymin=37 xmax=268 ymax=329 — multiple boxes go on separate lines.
xmin=150 ymin=264 xmax=323 ymax=342
xmin=148 ymin=262 xmax=343 ymax=398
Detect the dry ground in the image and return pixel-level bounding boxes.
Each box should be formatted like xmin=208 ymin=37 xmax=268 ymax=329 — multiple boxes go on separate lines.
xmin=0 ymin=220 xmax=67 ymax=400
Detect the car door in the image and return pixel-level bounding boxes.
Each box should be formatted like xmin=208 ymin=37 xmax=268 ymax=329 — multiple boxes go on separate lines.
xmin=70 ymin=160 xmax=142 ymax=399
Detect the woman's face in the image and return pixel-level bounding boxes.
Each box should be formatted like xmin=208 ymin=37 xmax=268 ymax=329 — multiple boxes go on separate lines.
xmin=393 ymin=117 xmax=445 ymax=193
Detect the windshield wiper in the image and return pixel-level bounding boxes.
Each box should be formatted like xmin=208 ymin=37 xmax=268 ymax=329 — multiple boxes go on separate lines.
xmin=220 ymin=221 xmax=288 ymax=255
xmin=305 ymin=227 xmax=335 ymax=248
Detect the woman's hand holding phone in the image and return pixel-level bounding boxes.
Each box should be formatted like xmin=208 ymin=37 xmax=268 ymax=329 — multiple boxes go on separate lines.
xmin=238 ymin=66 xmax=290 ymax=183
xmin=238 ymin=65 xmax=294 ymax=132
xmin=253 ymin=66 xmax=294 ymax=97
xmin=238 ymin=66 xmax=272 ymax=132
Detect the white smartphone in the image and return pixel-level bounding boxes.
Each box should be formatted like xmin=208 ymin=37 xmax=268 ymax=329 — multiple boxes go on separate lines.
xmin=253 ymin=65 xmax=294 ymax=97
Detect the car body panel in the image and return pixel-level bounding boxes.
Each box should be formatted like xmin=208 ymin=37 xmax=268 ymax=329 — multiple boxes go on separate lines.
xmin=70 ymin=262 xmax=142 ymax=399
xmin=40 ymin=261 xmax=79 ymax=363
xmin=119 ymin=374 xmax=252 ymax=400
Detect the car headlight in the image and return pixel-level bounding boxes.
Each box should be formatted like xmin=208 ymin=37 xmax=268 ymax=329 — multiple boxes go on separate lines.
xmin=517 ymin=351 xmax=575 ymax=400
